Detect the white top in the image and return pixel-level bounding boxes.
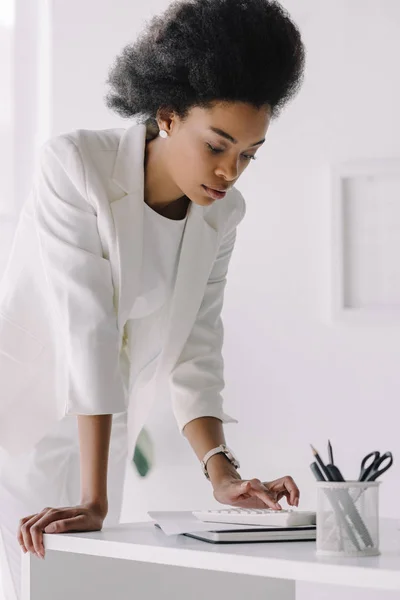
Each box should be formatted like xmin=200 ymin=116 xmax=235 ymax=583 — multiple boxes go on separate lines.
xmin=42 ymin=519 xmax=400 ymax=591
xmin=129 ymin=201 xmax=188 ymax=319
xmin=122 ymin=201 xmax=188 ymax=375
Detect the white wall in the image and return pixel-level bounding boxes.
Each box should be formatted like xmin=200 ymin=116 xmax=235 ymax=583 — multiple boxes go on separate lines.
xmin=0 ymin=6 xmax=15 ymax=281
xmin=3 ymin=2 xmax=400 ymax=599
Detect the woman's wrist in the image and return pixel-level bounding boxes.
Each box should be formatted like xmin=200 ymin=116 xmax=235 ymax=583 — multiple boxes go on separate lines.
xmin=182 ymin=416 xmax=241 ymax=486
xmin=81 ymin=497 xmax=108 ymax=518
xmin=206 ymin=453 xmax=242 ymax=487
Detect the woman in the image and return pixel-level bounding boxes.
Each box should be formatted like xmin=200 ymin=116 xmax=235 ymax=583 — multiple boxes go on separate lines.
xmin=0 ymin=0 xmax=305 ymax=597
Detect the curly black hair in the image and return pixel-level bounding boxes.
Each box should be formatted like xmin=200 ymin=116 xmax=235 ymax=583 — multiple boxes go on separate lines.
xmin=104 ymin=0 xmax=305 ymax=127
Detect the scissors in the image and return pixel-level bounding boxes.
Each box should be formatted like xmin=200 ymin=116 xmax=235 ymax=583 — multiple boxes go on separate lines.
xmin=358 ymin=451 xmax=393 ymax=482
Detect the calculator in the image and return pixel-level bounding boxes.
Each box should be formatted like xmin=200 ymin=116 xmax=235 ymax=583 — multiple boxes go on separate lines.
xmin=192 ymin=508 xmax=316 ymax=528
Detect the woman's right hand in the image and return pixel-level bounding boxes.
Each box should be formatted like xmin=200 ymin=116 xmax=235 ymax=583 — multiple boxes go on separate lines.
xmin=17 ymin=501 xmax=108 ymax=559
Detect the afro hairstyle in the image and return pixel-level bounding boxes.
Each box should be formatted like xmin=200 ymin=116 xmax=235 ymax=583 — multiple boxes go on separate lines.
xmin=104 ymin=0 xmax=305 ymax=128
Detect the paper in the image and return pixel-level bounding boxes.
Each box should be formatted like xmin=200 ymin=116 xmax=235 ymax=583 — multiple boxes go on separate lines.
xmin=147 ymin=510 xmax=269 ymax=536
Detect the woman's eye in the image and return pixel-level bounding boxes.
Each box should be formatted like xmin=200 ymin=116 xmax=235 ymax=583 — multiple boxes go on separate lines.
xmin=206 ymin=143 xmax=223 ymax=154
xmin=206 ymin=143 xmax=257 ymax=161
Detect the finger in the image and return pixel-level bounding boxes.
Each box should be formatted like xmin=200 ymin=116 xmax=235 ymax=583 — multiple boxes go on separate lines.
xmin=29 ymin=514 xmax=57 ymax=557
xmin=32 ymin=509 xmax=75 ymax=556
xmin=246 ymin=480 xmax=282 ymax=510
xmin=275 ymin=489 xmax=291 ymax=505
xmin=17 ymin=515 xmax=36 ymax=554
xmin=281 ymin=476 xmax=300 ymax=507
xmin=264 ymin=477 xmax=300 ymax=507
xmin=271 ymin=487 xmax=293 ymax=505
xmin=20 ymin=514 xmax=47 ymax=557
xmin=45 ymin=514 xmax=87 ymax=534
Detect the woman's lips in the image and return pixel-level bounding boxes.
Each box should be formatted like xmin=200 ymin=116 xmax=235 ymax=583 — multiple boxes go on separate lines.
xmin=202 ymin=185 xmax=226 ymax=200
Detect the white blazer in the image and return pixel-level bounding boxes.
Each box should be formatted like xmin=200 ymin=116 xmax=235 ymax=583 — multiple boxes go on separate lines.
xmin=0 ymin=122 xmax=246 ymax=458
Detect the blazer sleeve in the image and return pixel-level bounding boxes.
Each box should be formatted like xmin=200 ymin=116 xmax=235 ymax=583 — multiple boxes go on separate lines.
xmin=169 ymin=197 xmax=246 ymax=434
xmin=32 ymin=134 xmax=126 ymax=415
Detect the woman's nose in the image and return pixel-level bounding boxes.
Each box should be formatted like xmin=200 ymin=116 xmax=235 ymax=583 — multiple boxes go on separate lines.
xmin=215 ymin=158 xmax=239 ymax=181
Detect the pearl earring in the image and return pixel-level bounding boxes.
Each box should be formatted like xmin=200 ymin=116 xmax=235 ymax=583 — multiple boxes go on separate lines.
xmin=159 ymin=129 xmax=168 ymax=138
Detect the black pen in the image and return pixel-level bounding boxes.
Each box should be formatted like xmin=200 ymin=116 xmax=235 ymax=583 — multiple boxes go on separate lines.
xmin=310 ymin=445 xmax=334 ymax=481
xmin=328 ymin=439 xmax=334 ymax=465
xmin=326 ymin=440 xmax=346 ymax=481
xmin=327 ymin=464 xmax=345 ymax=482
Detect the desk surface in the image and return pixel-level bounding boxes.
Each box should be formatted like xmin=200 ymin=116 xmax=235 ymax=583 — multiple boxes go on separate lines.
xmin=43 ymin=518 xmax=400 ymax=592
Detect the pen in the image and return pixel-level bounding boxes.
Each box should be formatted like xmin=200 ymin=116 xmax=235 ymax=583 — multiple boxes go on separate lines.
xmin=310 ymin=445 xmax=334 ymax=481
xmin=328 ymin=439 xmax=334 ymax=465
xmin=326 ymin=464 xmax=345 ymax=482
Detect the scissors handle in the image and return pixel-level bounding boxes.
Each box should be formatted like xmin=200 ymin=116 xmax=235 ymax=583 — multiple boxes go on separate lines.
xmin=359 ymin=451 xmax=380 ymax=482
xmin=359 ymin=451 xmax=393 ymax=482
xmin=367 ymin=451 xmax=393 ymax=481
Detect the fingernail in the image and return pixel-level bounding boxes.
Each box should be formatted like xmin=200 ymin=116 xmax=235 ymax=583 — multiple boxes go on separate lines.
xmin=295 ymin=498 xmax=299 ymax=507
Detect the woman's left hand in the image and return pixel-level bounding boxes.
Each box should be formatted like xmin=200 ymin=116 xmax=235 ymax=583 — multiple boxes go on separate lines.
xmin=213 ymin=476 xmax=300 ymax=510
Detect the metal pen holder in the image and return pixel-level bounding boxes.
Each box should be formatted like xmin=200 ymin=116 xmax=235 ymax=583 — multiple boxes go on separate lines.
xmin=316 ymin=481 xmax=380 ymax=557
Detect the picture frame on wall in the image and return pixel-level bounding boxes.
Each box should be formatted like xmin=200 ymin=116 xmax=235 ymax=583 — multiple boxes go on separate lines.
xmin=331 ymin=159 xmax=400 ymax=324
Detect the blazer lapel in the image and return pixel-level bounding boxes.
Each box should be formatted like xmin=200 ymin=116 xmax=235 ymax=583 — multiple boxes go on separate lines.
xmin=110 ymin=122 xmax=220 ymax=372
xmin=109 ymin=193 xmax=143 ymax=332
xmin=110 ymin=123 xmax=146 ymax=332
xmin=160 ymin=203 xmax=219 ymax=375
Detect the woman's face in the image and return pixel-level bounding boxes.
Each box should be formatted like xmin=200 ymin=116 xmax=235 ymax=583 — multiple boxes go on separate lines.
xmin=160 ymin=101 xmax=271 ymax=207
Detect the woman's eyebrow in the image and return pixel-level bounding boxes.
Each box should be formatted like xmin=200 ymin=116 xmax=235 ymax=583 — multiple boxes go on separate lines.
xmin=208 ymin=126 xmax=265 ymax=147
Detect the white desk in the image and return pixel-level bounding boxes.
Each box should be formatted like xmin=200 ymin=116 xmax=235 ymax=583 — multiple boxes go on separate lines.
xmin=21 ymin=518 xmax=400 ymax=600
